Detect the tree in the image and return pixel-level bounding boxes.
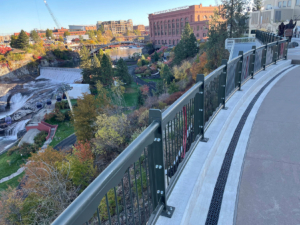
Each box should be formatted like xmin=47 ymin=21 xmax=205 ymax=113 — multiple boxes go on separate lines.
xmin=46 ymin=29 xmax=53 ymax=39
xmin=80 ymin=45 xmax=91 ymax=68
xmin=98 ymin=24 xmax=105 ymax=34
xmin=134 ymin=30 xmax=141 ymax=36
xmin=30 ymin=30 xmax=40 ymax=43
xmin=173 ymin=60 xmax=191 ymax=81
xmin=17 ymin=30 xmax=29 ymax=49
xmin=115 ymin=58 xmax=132 ymax=84
xmin=93 ymin=114 xmax=130 ymax=156
xmin=64 ymin=31 xmax=71 ymax=37
xmin=153 ymin=81 xmax=165 ymax=96
xmin=92 ymin=54 xmax=101 ymax=68
xmin=173 ymin=23 xmax=198 ymax=64
xmin=206 ymin=11 xmax=229 ymax=70
xmin=96 ymin=81 xmax=111 ymax=107
xmin=125 ymin=30 xmax=130 ymax=36
xmin=86 ymin=30 xmax=96 ymax=40
xmin=137 ymin=88 xmax=144 ymax=106
xmin=161 ymin=65 xmax=174 ymax=84
xmin=221 ymin=0 xmax=249 ymax=38
xmin=58 ymin=36 xmax=64 ymax=42
xmin=100 ymin=54 xmax=114 ymax=85
xmin=168 ymin=80 xmax=180 ymax=94
xmin=71 ymin=93 xmax=101 ymax=141
xmin=105 ymin=30 xmax=113 ymax=39
xmin=151 ymin=51 xmax=159 ymax=62
xmin=190 ymin=52 xmax=209 ymax=80
xmin=10 ymin=35 xmax=18 ymax=48
xmin=79 ymin=35 xmax=83 ymax=42
xmin=253 ymin=0 xmax=262 ymax=11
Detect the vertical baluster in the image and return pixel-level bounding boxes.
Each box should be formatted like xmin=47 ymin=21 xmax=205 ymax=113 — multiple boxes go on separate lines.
xmin=139 ymin=158 xmax=147 ymax=223
xmin=113 ymin=187 xmax=121 ymax=225
xmin=164 ymin=124 xmax=169 ymax=184
xmin=105 ymin=194 xmax=112 ymax=225
xmin=143 ymin=148 xmax=153 ymax=214
xmin=121 ymin=179 xmax=129 ymax=224
xmin=127 ymin=169 xmax=136 ymax=224
xmin=133 ymin=163 xmax=142 ymax=224
xmin=97 ymin=208 xmax=102 ymax=225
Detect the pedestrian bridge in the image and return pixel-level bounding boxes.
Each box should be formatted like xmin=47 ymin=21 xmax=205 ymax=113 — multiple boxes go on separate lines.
xmin=52 ymin=33 xmax=300 ymax=225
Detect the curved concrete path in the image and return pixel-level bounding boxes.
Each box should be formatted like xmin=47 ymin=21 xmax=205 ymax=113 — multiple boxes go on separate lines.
xmin=236 ymin=66 xmax=300 ymax=225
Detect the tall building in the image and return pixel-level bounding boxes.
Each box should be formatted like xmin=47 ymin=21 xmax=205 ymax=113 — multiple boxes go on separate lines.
xmin=248 ymin=0 xmax=300 ymax=34
xmin=148 ymin=4 xmax=221 ymax=46
xmin=96 ymin=20 xmax=133 ymax=34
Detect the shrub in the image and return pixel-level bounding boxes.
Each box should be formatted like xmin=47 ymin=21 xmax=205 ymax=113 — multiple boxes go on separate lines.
xmin=44 ymin=113 xmax=55 ymax=121
xmin=54 ymin=109 xmax=65 ymax=122
xmin=18 ymin=143 xmax=38 ymax=156
xmin=34 ymin=131 xmax=48 ymax=147
xmin=7 ymin=146 xmax=19 ymax=156
xmin=158 ymin=101 xmax=167 ymax=110
xmin=164 ymin=92 xmax=183 ymax=105
xmin=99 ymin=189 xmax=122 ymax=221
xmin=138 ymin=110 xmax=149 ymax=127
xmin=55 ymin=101 xmax=69 ymax=110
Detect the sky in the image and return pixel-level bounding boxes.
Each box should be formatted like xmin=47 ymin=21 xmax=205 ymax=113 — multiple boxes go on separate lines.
xmin=0 ymin=0 xmax=216 ymax=35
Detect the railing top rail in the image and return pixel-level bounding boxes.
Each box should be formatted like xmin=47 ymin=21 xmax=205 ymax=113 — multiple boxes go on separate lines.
xmin=228 ymin=55 xmax=242 ymax=65
xmin=243 ymin=49 xmax=255 ymax=56
xmin=267 ymin=41 xmax=278 ymax=46
xmin=256 ymin=45 xmax=265 ymax=51
xmin=162 ymin=80 xmax=203 ymax=127
xmin=52 ymin=121 xmax=160 ymax=225
xmin=205 ymin=65 xmax=225 ymax=84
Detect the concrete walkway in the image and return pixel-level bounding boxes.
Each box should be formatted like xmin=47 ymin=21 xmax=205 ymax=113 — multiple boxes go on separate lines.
xmin=235 ymin=66 xmax=300 ymax=225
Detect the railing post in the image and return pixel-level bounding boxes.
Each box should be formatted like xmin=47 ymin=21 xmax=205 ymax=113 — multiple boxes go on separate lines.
xmin=238 ymin=51 xmax=243 ymax=91
xmin=196 ymin=74 xmax=209 ymax=142
xmin=274 ymin=41 xmax=279 ymax=64
xmin=263 ymin=45 xmax=267 ymax=70
xmin=251 ymin=46 xmax=256 ymax=79
xmin=284 ymin=40 xmax=288 ymax=60
xmin=220 ymin=59 xmax=228 ymax=109
xmin=148 ymin=109 xmax=175 ymax=218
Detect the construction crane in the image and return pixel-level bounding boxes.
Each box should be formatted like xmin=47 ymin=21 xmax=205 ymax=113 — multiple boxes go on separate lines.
xmin=43 ymin=0 xmax=61 ymax=29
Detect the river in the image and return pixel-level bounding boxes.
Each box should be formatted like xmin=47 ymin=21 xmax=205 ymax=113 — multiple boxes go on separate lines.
xmin=107 ymin=47 xmax=143 ymax=60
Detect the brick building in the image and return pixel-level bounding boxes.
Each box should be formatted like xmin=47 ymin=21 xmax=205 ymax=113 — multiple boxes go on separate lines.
xmin=148 ymin=4 xmax=221 ymax=46
xmin=133 ymin=25 xmax=145 ymax=32
xmin=96 ymin=20 xmax=133 ymax=34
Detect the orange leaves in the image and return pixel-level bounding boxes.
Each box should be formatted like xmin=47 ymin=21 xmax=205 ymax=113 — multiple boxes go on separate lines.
xmin=73 ymin=141 xmax=94 ymax=163
xmin=191 ymin=52 xmax=209 ymax=81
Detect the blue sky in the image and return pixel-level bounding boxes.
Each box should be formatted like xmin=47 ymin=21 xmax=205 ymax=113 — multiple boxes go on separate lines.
xmin=0 ymin=0 xmax=215 ymax=34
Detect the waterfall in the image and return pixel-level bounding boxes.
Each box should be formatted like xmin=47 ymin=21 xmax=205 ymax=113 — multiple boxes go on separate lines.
xmin=5 ymin=119 xmax=30 ymax=139
xmin=0 ymin=93 xmax=30 ymax=119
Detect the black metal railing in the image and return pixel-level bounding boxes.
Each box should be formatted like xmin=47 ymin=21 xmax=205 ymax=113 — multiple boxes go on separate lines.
xmin=52 ymin=30 xmax=289 ymax=225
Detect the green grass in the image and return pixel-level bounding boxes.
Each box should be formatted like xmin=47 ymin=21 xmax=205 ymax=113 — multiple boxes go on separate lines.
xmin=141 ymin=78 xmax=162 ymax=84
xmin=0 ymin=152 xmax=28 ymax=180
xmin=123 ymin=83 xmax=140 ymax=107
xmin=45 ymin=117 xmax=74 ymax=147
xmin=0 ymin=172 xmax=24 ymax=193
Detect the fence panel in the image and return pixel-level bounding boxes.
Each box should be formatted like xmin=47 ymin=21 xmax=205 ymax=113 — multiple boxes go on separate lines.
xmin=254 ymin=46 xmax=264 ymax=74
xmin=278 ymin=41 xmax=286 ymax=60
xmin=241 ymin=50 xmax=253 ymax=83
xmin=266 ymin=42 xmax=276 ymax=66
xmin=204 ymin=67 xmax=223 ymax=128
xmin=225 ymin=56 xmax=240 ymax=100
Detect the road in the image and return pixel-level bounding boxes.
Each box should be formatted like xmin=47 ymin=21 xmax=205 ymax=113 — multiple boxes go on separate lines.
xmin=54 ymin=134 xmax=77 ymax=151
xmin=128 ymin=65 xmax=157 ymax=95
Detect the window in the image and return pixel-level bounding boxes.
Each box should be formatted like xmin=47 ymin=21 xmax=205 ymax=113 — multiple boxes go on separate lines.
xmin=172 ymin=29 xmax=175 ymax=35
xmin=267 ymin=4 xmax=272 ymax=9
xmin=181 ymin=18 xmax=184 ymax=27
xmin=198 ymin=15 xmax=200 ymax=21
xmin=197 ymin=33 xmax=199 ymax=37
xmin=176 ymin=29 xmax=179 ymax=35
xmin=165 ymin=40 xmax=167 ymax=44
xmin=283 ymin=1 xmax=286 ymax=6
xmin=176 ymin=19 xmax=179 ymax=28
xmin=158 ymin=40 xmax=160 ymax=44
xmin=173 ymin=40 xmax=175 ymax=45
xmin=158 ymin=31 xmax=160 ymax=35
xmin=278 ymin=1 xmax=282 ymax=7
xmin=203 ymin=15 xmax=207 ymax=19
xmin=288 ymin=0 xmax=291 ymax=6
xmin=209 ymin=15 xmax=212 ymax=18
xmin=197 ymin=26 xmax=199 ymax=31
xmin=169 ymin=29 xmax=171 ymax=35
xmin=177 ymin=39 xmax=179 ymax=44
xmin=169 ymin=40 xmax=171 ymax=44
xmin=203 ymin=33 xmax=206 ymax=37
xmin=275 ymin=11 xmax=281 ymax=22
xmin=297 ymin=0 xmax=300 ymax=5
xmin=155 ymin=40 xmax=157 ymax=44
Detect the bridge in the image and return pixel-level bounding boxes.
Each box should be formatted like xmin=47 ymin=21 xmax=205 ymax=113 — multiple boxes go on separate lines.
xmin=52 ymin=32 xmax=300 ymax=225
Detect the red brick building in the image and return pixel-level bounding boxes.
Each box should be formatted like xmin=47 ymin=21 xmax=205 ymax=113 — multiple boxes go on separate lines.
xmin=148 ymin=4 xmax=221 ymax=46
xmin=133 ymin=25 xmax=145 ymax=32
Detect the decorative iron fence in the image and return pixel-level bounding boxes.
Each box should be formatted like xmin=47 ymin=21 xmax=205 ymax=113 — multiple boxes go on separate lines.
xmin=52 ymin=31 xmax=288 ymax=225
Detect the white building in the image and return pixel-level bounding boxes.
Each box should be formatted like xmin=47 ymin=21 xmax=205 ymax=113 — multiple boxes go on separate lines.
xmin=64 ymin=35 xmax=89 ymax=44
xmin=248 ymin=0 xmax=300 ymax=34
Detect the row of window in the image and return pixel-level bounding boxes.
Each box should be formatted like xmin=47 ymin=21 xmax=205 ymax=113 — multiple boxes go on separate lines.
xmin=154 ymin=33 xmax=207 ymax=44
xmin=150 ymin=14 xmax=213 ymax=27
xmin=278 ymin=0 xmax=292 ymax=7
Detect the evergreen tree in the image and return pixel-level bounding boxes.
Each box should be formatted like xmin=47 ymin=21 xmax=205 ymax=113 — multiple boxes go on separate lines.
xmin=206 ymin=12 xmax=229 ymax=70
xmin=46 ymin=29 xmax=53 ymax=39
xmin=100 ymin=54 xmax=114 ymax=86
xmin=168 ymin=80 xmax=179 ymax=94
xmin=173 ymin=23 xmax=198 ymax=64
xmin=137 ymin=89 xmax=144 ymax=106
xmin=221 ymin=0 xmax=249 ymax=38
xmin=154 ymin=81 xmax=165 ymax=96
xmin=30 ymin=30 xmax=40 ymax=43
xmin=161 ymin=65 xmax=174 ymax=85
xmin=97 ymin=49 xmax=104 ymax=61
xmin=80 ymin=45 xmax=91 ymax=68
xmin=116 ymin=58 xmax=132 ymax=85
xmin=151 ymin=51 xmax=159 ymax=62
xmin=92 ymin=54 xmax=101 ymax=68
xmin=17 ymin=30 xmax=29 ymax=49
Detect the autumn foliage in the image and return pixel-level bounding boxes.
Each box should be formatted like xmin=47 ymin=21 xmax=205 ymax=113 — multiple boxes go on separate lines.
xmin=190 ymin=52 xmax=209 ymax=81
xmin=73 ymin=140 xmax=94 ymax=163
xmin=0 ymin=46 xmax=11 ymax=55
